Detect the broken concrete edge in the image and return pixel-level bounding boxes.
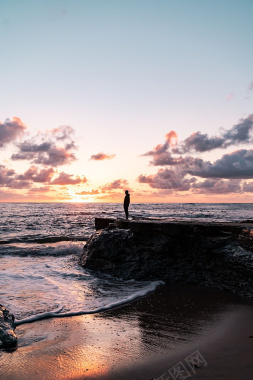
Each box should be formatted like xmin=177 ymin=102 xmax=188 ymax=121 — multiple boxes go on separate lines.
xmin=95 ymin=217 xmax=253 ymax=237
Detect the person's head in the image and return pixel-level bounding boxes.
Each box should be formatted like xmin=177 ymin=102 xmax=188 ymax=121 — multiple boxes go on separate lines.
xmin=125 ymin=190 xmax=129 ymax=195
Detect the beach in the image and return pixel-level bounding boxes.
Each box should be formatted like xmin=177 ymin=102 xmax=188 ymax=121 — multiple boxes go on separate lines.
xmin=1 ymin=203 xmax=253 ymax=379
xmin=1 ymin=284 xmax=252 ymax=380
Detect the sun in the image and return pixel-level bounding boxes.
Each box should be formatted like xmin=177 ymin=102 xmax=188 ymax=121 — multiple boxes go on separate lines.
xmin=69 ymin=196 xmax=87 ymax=203
xmin=67 ymin=189 xmax=100 ymax=203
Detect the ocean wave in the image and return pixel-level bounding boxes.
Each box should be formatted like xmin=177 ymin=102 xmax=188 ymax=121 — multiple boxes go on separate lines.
xmin=0 ymin=235 xmax=88 ymax=245
xmin=0 ymin=241 xmax=84 ymax=257
xmin=14 ymin=280 xmax=164 ymax=326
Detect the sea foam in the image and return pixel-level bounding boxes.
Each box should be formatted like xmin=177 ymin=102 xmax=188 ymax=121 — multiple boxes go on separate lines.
xmin=14 ymin=280 xmax=164 ymax=326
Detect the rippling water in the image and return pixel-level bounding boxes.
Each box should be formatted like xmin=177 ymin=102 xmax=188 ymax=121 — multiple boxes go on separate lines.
xmin=0 ymin=202 xmax=253 ymax=323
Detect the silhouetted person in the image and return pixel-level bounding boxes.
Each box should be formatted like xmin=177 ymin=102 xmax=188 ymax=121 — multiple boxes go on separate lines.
xmin=124 ymin=190 xmax=130 ymax=219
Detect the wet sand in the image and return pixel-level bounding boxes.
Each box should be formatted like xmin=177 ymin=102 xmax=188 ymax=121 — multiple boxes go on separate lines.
xmin=0 ymin=285 xmax=252 ymax=380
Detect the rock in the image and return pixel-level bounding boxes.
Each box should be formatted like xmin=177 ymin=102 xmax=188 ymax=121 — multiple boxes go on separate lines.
xmin=0 ymin=305 xmax=17 ymax=348
xmin=238 ymin=228 xmax=253 ymax=251
xmin=95 ymin=218 xmax=116 ymax=230
xmin=80 ymin=219 xmax=253 ymax=298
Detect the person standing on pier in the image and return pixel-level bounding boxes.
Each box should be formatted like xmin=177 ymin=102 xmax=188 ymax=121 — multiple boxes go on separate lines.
xmin=124 ymin=190 xmax=130 ymax=219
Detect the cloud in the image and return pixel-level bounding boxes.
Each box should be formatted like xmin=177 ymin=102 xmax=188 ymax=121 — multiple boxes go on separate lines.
xmin=179 ymin=132 xmax=225 ymax=153
xmin=138 ymin=149 xmax=253 ymax=193
xmin=142 ymin=131 xmax=186 ymax=166
xmin=0 ymin=165 xmax=31 ymax=189
xmin=143 ymin=130 xmax=178 ymax=156
xmin=101 ymin=179 xmax=129 ymax=191
xmin=28 ymin=186 xmax=53 ymax=193
xmin=11 ymin=125 xmax=77 ymax=166
xmin=90 ymin=152 xmax=116 ymax=161
xmin=248 ymin=81 xmax=253 ymax=91
xmin=76 ymin=189 xmax=99 ymax=195
xmin=7 ymin=180 xmax=32 ymax=189
xmin=0 ymin=189 xmax=26 ymax=201
xmin=192 ymin=179 xmax=242 ymax=194
xmin=223 ymin=116 xmax=253 ymax=145
xmin=0 ymin=117 xmax=26 ymax=148
xmin=17 ymin=166 xmax=55 ymax=183
xmin=50 ymin=126 xmax=75 ymax=140
xmin=144 ymin=116 xmax=253 ymax=167
xmin=0 ymin=187 xmax=67 ymax=202
xmin=0 ymin=164 xmax=54 ymax=189
xmin=139 ymin=114 xmax=253 ymax=195
xmin=0 ymin=164 xmax=88 ymax=190
xmin=147 ymin=151 xmax=187 ymax=166
xmin=138 ymin=169 xmax=194 ymax=191
xmin=50 ymin=172 xmax=88 ymax=185
xmin=243 ymin=181 xmax=253 ymax=192
xmin=188 ymin=149 xmax=253 ymax=179
xmin=179 ymin=114 xmax=253 ymax=153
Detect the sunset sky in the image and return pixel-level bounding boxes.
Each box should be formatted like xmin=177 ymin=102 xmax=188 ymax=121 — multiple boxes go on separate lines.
xmin=1 ymin=0 xmax=253 ymax=203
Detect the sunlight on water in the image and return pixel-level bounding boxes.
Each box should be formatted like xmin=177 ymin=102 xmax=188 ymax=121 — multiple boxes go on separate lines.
xmin=0 ymin=251 xmax=162 ymax=323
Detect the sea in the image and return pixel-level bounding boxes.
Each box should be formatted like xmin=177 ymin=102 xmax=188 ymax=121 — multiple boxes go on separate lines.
xmin=1 ymin=202 xmax=253 ymax=326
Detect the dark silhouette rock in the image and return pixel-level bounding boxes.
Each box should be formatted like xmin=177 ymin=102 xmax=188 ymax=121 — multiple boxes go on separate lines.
xmin=80 ymin=219 xmax=253 ymax=298
xmin=0 ymin=305 xmax=17 ymax=348
xmin=95 ymin=218 xmax=116 ymax=230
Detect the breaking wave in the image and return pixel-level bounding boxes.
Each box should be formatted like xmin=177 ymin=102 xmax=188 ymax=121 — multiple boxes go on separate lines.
xmin=14 ymin=280 xmax=164 ymax=326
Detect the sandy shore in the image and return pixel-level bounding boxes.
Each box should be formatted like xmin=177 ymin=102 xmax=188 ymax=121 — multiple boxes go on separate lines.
xmin=0 ymin=285 xmax=252 ymax=380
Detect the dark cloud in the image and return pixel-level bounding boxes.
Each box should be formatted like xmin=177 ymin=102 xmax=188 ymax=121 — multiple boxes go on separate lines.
xmin=0 ymin=165 xmax=54 ymax=189
xmin=139 ymin=115 xmax=253 ymax=195
xmin=7 ymin=180 xmax=31 ymax=189
xmin=178 ymin=132 xmax=224 ymax=153
xmin=17 ymin=166 xmax=55 ymax=183
xmin=50 ymin=172 xmax=88 ymax=185
xmin=101 ymin=179 xmax=128 ymax=191
xmin=11 ymin=125 xmax=77 ymax=166
xmin=0 ymin=164 xmax=14 ymax=177
xmin=0 ymin=165 xmax=30 ymax=189
xmin=90 ymin=153 xmax=116 ymax=161
xmin=0 ymin=117 xmax=26 ymax=148
xmin=192 ymin=179 xmax=242 ymax=194
xmin=138 ymin=149 xmax=253 ymax=193
xmin=147 ymin=151 xmax=187 ymax=166
xmin=178 ymin=114 xmax=253 ymax=153
xmin=188 ymin=149 xmax=253 ymax=179
xmin=0 ymin=164 xmax=87 ymax=190
xmin=143 ymin=116 xmax=253 ymax=167
xmin=138 ymin=169 xmax=194 ymax=191
xmin=223 ymin=116 xmax=253 ymax=145
xmin=12 ymin=143 xmax=76 ymax=166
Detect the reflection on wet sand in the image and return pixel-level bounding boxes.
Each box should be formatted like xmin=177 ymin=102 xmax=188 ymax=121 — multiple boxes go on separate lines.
xmin=0 ymin=285 xmax=246 ymax=380
xmin=104 ymin=285 xmax=243 ymax=359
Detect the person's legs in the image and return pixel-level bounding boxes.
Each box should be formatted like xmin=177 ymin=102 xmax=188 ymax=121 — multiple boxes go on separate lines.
xmin=124 ymin=207 xmax=128 ymax=219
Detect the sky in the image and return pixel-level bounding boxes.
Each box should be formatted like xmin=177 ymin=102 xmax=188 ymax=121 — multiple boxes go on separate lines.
xmin=1 ymin=0 xmax=253 ymax=203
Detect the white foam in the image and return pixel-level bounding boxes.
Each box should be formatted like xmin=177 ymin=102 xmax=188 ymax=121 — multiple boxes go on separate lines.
xmin=14 ymin=280 xmax=164 ymax=326
xmin=14 ymin=307 xmax=63 ymax=325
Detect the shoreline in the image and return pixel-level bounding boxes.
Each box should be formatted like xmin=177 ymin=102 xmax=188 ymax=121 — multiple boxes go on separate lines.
xmin=1 ymin=284 xmax=252 ymax=379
